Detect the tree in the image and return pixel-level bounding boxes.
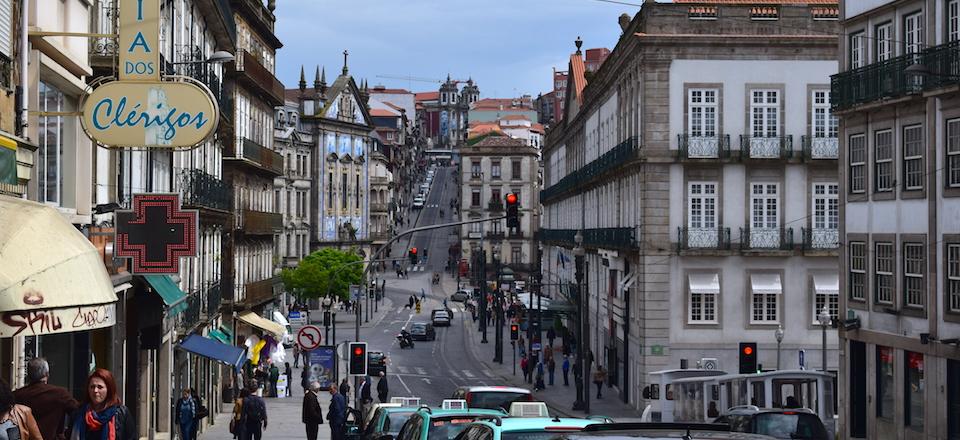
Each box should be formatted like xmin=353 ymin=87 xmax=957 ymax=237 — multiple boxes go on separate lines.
xmin=281 ymin=248 xmax=364 ymax=302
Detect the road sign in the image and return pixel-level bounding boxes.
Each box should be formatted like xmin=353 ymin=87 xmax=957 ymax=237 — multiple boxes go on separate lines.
xmin=297 ymin=325 xmax=323 ymax=350
xmin=351 ymin=284 xmax=361 ymax=300
xmin=532 ymin=342 xmax=542 ymax=351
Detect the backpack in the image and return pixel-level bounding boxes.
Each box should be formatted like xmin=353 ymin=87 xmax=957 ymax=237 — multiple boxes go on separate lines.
xmin=0 ymin=419 xmax=21 ymax=440
xmin=242 ymin=396 xmax=266 ymax=428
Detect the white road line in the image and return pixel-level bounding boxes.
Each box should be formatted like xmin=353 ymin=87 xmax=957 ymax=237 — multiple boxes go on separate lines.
xmin=448 ymin=370 xmax=461 ymax=378
xmin=462 ymin=370 xmax=475 ymax=378
xmin=415 ymin=367 xmax=427 ymax=375
xmin=396 ymin=366 xmax=410 ymax=374
xmin=395 ymin=374 xmax=412 ymax=394
xmin=482 ymin=370 xmax=495 ymax=377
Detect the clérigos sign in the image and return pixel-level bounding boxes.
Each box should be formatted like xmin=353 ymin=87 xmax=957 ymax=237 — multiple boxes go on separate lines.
xmin=81 ymin=0 xmax=219 ymax=149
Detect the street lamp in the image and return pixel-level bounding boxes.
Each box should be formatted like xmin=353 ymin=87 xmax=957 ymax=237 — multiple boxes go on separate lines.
xmin=572 ymin=231 xmax=588 ymax=412
xmin=817 ymin=306 xmax=831 ymax=372
xmin=774 ymin=325 xmax=784 ymax=370
xmin=170 ymin=50 xmax=236 ymax=65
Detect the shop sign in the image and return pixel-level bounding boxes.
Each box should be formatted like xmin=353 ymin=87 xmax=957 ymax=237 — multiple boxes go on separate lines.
xmin=80 ymin=0 xmax=217 ymax=149
xmin=0 ymin=303 xmax=116 ymax=337
xmin=115 ymin=193 xmax=198 ymax=274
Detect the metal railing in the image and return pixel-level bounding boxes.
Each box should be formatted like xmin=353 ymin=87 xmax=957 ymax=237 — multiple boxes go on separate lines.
xmin=90 ymin=0 xmax=118 ymax=59
xmin=536 ymin=227 xmax=637 ymax=250
xmin=540 ymin=136 xmax=640 ymax=202
xmin=180 ymin=169 xmax=233 ymax=212
xmin=240 ymin=208 xmax=282 ymax=234
xmin=802 ymin=227 xmax=840 ymax=250
xmin=235 ymin=49 xmax=285 ymax=105
xmin=486 ymin=231 xmax=506 ymax=240
xmin=177 ymin=291 xmax=202 ymax=333
xmin=739 ymin=135 xmax=793 ymax=159
xmin=831 ymin=48 xmax=925 ymax=110
xmin=239 ymin=137 xmax=284 ymax=174
xmin=206 ymin=282 xmax=222 ymax=316
xmin=677 ymin=227 xmax=731 ymax=251
xmin=536 ymin=229 xmax=577 ymax=244
xmin=678 ymin=134 xmax=731 ymax=159
xmin=801 ymin=135 xmax=839 ymax=160
xmin=739 ymin=227 xmax=794 ymax=251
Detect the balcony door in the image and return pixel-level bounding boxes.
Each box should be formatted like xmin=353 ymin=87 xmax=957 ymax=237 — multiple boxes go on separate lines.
xmin=750 ymin=183 xmax=779 ymax=248
xmin=750 ymin=90 xmax=780 ymax=158
xmin=688 ymin=89 xmax=719 ymax=157
xmin=688 ymin=182 xmax=718 ymax=248
xmin=811 ymin=183 xmax=839 ymax=248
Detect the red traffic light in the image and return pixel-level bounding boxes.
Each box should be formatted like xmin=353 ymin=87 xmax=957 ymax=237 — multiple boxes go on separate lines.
xmin=505 ymin=193 xmax=518 ymax=205
xmin=743 ymin=346 xmax=753 ymax=355
xmin=354 ymin=347 xmax=363 ymax=356
xmin=410 ymin=247 xmax=417 ymax=254
xmin=510 ymin=324 xmax=518 ymax=331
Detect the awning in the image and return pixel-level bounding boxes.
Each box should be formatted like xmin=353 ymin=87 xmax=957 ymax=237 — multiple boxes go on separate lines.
xmin=688 ymin=273 xmax=720 ymax=294
xmin=237 ymin=311 xmax=285 ymax=338
xmin=751 ymin=273 xmax=783 ymax=294
xmin=814 ymin=273 xmax=839 ymax=295
xmin=143 ymin=275 xmax=188 ymax=316
xmin=0 ymin=134 xmax=16 ymax=185
xmin=208 ymin=328 xmax=231 ymax=344
xmin=177 ymin=334 xmax=246 ymax=371
xmin=220 ymin=325 xmax=234 ymax=341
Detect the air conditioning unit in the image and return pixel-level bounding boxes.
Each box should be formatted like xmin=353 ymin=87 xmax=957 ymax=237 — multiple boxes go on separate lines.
xmin=509 ymin=402 xmax=550 ymax=418
xmin=701 ymin=358 xmax=720 ymax=371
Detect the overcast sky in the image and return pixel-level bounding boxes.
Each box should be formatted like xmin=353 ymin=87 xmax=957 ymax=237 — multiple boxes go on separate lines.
xmin=273 ymin=0 xmax=637 ymax=99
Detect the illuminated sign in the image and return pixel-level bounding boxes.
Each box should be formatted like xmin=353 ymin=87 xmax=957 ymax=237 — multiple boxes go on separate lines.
xmin=81 ymin=0 xmax=218 ymax=149
xmin=115 ymin=194 xmax=198 ymax=274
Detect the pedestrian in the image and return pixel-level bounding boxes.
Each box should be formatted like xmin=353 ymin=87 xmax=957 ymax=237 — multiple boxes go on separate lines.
xmin=293 ymin=345 xmax=301 ymax=368
xmin=284 ymin=363 xmax=293 ymax=397
xmin=548 ymin=357 xmax=556 ymax=386
xmin=302 ymin=347 xmax=310 ymax=367
xmin=0 ymin=378 xmax=43 ymax=440
xmin=328 ymin=384 xmax=347 ymax=440
xmin=240 ymin=381 xmax=268 ymax=440
xmin=302 ymin=382 xmax=324 ymax=440
xmin=69 ymin=368 xmax=136 ymax=440
xmin=300 ymin=366 xmax=310 ymax=393
xmin=175 ymin=388 xmax=197 ymax=440
xmin=562 ymin=356 xmax=570 ymax=386
xmin=407 ymin=295 xmax=415 ymax=309
xmin=339 ymin=378 xmax=351 ymax=404
xmin=534 ymin=367 xmax=545 ymax=392
xmin=547 ymin=328 xmax=556 ymax=347
xmin=420 ymin=289 xmax=426 ymax=302
xmin=520 ymin=356 xmax=530 ymax=383
xmin=268 ymin=363 xmax=280 ymax=397
xmin=359 ymin=376 xmax=372 ymax=406
xmin=189 ymin=388 xmax=207 ymax=440
xmin=230 ymin=388 xmax=250 ymax=439
xmin=14 ymin=357 xmax=79 ymax=440
xmin=593 ymin=366 xmax=607 ymax=399
xmin=377 ymin=371 xmax=390 ymax=403
xmin=254 ymin=366 xmax=268 ymax=394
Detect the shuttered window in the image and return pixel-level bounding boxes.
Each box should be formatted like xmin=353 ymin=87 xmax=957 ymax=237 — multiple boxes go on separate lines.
xmin=0 ymin=0 xmax=12 ymax=57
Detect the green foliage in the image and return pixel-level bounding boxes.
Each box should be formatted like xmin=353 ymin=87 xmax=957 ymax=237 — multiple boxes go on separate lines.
xmin=281 ymin=248 xmax=365 ymax=302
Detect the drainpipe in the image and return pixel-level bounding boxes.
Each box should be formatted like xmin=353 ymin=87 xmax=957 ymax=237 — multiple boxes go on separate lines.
xmin=19 ymin=0 xmax=28 ymax=138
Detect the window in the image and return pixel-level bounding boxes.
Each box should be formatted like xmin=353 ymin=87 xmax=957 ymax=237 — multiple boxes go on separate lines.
xmin=688 ymin=89 xmax=718 ymax=138
xmin=849 ymin=242 xmax=866 ymax=301
xmin=688 ymin=182 xmax=717 ymax=229
xmin=751 ymin=275 xmax=780 ymax=324
xmin=356 ymin=174 xmax=360 ymax=209
xmin=491 ymin=160 xmax=501 ymax=179
xmin=903 ymin=243 xmax=924 ymax=308
xmin=491 ymin=188 xmax=501 ymax=203
xmin=875 ymin=242 xmax=894 ymax=304
xmin=511 ymin=160 xmax=521 ymax=180
xmin=814 ymin=285 xmax=839 ymax=323
xmin=688 ymin=273 xmax=718 ymax=324
xmin=875 ymin=22 xmax=893 ymax=61
xmin=875 ymin=130 xmax=894 ymax=192
xmin=751 ymin=183 xmax=779 ymax=229
xmin=905 ymin=351 xmax=924 ymax=429
xmin=750 ymin=90 xmax=779 ymax=138
xmin=948 ymin=118 xmax=960 ymax=187
xmin=469 ymin=222 xmax=482 ymax=236
xmin=903 ymin=125 xmax=924 ymax=190
xmin=471 ymin=161 xmax=481 ymax=177
xmin=949 ymin=244 xmax=960 ymax=312
xmin=471 ymin=188 xmax=481 ymax=207
xmin=812 ymin=183 xmax=839 ymax=230
xmin=811 ymin=90 xmax=837 ymax=139
xmin=877 ymin=346 xmax=894 ymax=420
xmin=950 ymin=0 xmax=960 ymax=42
xmin=849 ymin=134 xmax=866 ymax=193
xmin=904 ymin=12 xmax=924 ymax=54
xmin=850 ymin=32 xmax=865 ymax=69
xmin=39 ymin=81 xmax=65 ymax=205
xmin=327 ymin=172 xmax=333 ymax=209
xmin=341 ymin=173 xmax=348 ymax=209
xmin=511 ymin=246 xmax=521 ymax=264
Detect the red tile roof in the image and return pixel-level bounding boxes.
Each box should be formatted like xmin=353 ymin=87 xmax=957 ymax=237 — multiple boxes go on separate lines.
xmin=569 ymin=53 xmax=587 ymax=106
xmin=370 ymin=86 xmax=411 ymax=94
xmin=370 ymin=108 xmax=398 ymax=117
xmin=500 ymin=114 xmax=531 ymax=121
xmin=531 ymin=123 xmax=545 ymax=134
xmin=415 ymin=91 xmax=439 ymax=102
xmin=473 ymin=135 xmax=527 ymax=148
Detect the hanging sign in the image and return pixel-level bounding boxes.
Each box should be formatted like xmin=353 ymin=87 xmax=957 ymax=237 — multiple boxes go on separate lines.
xmin=115 ymin=193 xmax=198 ymax=274
xmin=81 ymin=0 xmax=218 ymax=149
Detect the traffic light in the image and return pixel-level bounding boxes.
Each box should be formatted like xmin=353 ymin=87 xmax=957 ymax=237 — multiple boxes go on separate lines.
xmin=739 ymin=342 xmax=758 ymax=374
xmin=349 ymin=342 xmax=368 ymax=375
xmin=510 ymin=324 xmax=519 ymax=340
xmin=408 ymin=247 xmax=418 ymax=265
xmin=505 ymin=193 xmax=519 ymax=229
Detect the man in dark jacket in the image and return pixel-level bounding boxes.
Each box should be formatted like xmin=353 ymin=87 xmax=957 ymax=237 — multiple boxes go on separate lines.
xmin=376 ymin=371 xmax=389 ymax=403
xmin=359 ymin=377 xmax=372 ymax=404
xmin=302 ymin=382 xmax=324 ymax=440
xmin=14 ymin=357 xmax=79 ymax=440
xmin=328 ymin=384 xmax=347 ymax=440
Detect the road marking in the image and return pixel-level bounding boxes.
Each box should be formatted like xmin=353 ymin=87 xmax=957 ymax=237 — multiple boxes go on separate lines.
xmin=396 ymin=366 xmax=410 ymax=374
xmin=462 ymin=370 xmax=475 ymax=378
xmin=421 ymin=378 xmax=432 ymax=384
xmin=482 ymin=370 xmax=495 ymax=377
xmin=448 ymin=370 xmax=461 ymax=378
xmin=415 ymin=367 xmax=427 ymax=375
xmin=395 ymin=374 xmax=412 ymax=394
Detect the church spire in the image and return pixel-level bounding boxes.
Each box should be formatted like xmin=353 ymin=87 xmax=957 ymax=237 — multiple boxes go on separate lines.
xmin=342 ymin=50 xmax=349 ymax=76
xmin=298 ymin=65 xmax=306 ymax=92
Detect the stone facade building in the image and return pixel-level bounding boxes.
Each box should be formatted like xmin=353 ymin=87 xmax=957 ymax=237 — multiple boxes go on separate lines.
xmin=540 ymin=1 xmax=840 ymax=410
xmin=833 ymin=1 xmax=960 ymax=438
xmin=274 ymin=100 xmax=313 ymax=269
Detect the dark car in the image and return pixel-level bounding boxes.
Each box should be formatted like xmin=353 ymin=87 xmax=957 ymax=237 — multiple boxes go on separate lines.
xmin=714 ymin=407 xmax=829 ymax=440
xmin=368 ymin=351 xmax=388 ymax=376
xmin=409 ymin=322 xmax=436 ymax=341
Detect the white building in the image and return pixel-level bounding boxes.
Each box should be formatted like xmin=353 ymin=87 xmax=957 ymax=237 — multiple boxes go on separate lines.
xmin=274 ymin=100 xmax=313 ymax=269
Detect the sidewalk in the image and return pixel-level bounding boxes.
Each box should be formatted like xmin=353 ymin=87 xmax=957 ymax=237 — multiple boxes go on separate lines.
xmin=435 ymin=275 xmax=640 ymax=419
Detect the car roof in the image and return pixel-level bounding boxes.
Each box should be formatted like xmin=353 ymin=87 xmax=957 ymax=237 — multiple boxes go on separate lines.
xmin=566 ymin=423 xmax=774 ymax=439
xmin=472 ymin=418 xmax=598 ymax=431
xmin=413 ymin=408 xmax=507 ymax=420
xmin=457 ymin=386 xmax=531 ymax=394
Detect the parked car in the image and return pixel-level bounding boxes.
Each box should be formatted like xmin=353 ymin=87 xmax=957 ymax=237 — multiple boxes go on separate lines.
xmin=563 ymin=423 xmax=777 ymax=440
xmin=390 ymin=406 xmax=505 ymax=440
xmin=367 ymin=351 xmax=388 ymax=376
xmin=362 ymin=406 xmax=417 ymax=440
xmin=451 ymin=386 xmax=532 ymax=411
xmin=713 ymin=407 xmax=829 ymax=440
xmin=431 ymin=309 xmax=451 ymax=327
xmin=450 ymin=289 xmax=470 ymax=302
xmin=409 ymin=322 xmax=436 ymax=341
xmin=453 ymin=416 xmax=599 ymax=440
xmin=412 ymin=197 xmax=424 ymax=209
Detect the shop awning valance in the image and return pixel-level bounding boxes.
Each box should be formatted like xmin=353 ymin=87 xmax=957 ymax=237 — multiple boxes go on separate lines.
xmin=208 ymin=328 xmax=231 ymax=344
xmin=814 ymin=273 xmax=839 ymax=295
xmin=177 ymin=334 xmax=245 ymax=371
xmin=237 ymin=311 xmax=285 ymax=338
xmin=143 ymin=275 xmax=188 ymax=316
xmin=688 ymin=273 xmax=720 ymax=294
xmin=751 ymin=273 xmax=783 ymax=295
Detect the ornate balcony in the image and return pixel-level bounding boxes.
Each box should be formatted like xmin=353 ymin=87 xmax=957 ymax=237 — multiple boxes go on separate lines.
xmin=535 ymin=228 xmax=636 ymax=250
xmin=678 ymin=227 xmax=731 ymax=251
xmin=244 ymin=276 xmax=280 ymax=307
xmin=536 ymin=229 xmax=576 ymax=245
xmin=488 ymin=199 xmax=504 ymax=212
xmin=240 ymin=209 xmax=282 ymax=235
xmin=678 ymin=134 xmax=730 ymax=160
xmin=540 ymin=136 xmax=639 ymax=203
xmin=180 ymin=169 xmax=233 ymax=212
xmin=370 ymin=202 xmax=389 ymax=213
xmin=89 ymin=0 xmax=118 ymax=65
xmin=802 ymin=136 xmax=839 ymax=160
xmin=232 ymin=49 xmax=284 ymax=105
xmin=225 ymin=137 xmax=283 ymax=175
xmin=176 ymin=291 xmax=202 ymax=333
xmin=802 ymin=227 xmax=839 ymax=251
xmin=486 ymin=231 xmax=506 ymax=240
xmin=740 ymin=227 xmax=794 ymax=251
xmin=206 ymin=282 xmax=222 ymax=316
xmin=740 ymin=135 xmax=792 ymax=159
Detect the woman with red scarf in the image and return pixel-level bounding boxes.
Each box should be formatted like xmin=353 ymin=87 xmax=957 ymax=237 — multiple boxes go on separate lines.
xmin=69 ymin=369 xmax=136 ymax=440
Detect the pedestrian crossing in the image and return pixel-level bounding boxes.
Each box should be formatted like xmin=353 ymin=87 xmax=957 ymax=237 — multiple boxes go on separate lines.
xmin=386 ymin=366 xmax=496 ymax=382
xmin=406 ymin=264 xmax=425 ymax=272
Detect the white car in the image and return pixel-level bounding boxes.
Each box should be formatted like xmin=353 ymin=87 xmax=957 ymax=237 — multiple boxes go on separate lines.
xmin=413 ymin=197 xmax=425 ymax=209
xmin=420 ymin=183 xmax=430 ymax=191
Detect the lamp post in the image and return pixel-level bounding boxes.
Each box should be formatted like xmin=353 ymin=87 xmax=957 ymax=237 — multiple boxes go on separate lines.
xmin=572 ymin=231 xmax=588 ymax=412
xmin=904 ymin=62 xmax=960 ymax=81
xmin=493 ymin=249 xmax=504 ymax=364
xmin=322 ymin=296 xmax=333 ymax=343
xmin=774 ymin=325 xmax=784 ymax=370
xmin=817 ymin=306 xmax=831 ymax=372
xmin=169 ymin=50 xmax=236 ymax=65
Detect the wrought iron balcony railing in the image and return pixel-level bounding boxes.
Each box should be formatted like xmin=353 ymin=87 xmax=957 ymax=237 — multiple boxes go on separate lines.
xmin=540 ymin=136 xmax=639 ymax=203
xmin=802 ymin=227 xmax=840 ymax=250
xmin=244 ymin=276 xmax=280 ymax=306
xmin=536 ymin=229 xmax=577 ymax=244
xmin=90 ymin=0 xmax=118 ymax=60
xmin=234 ymin=49 xmax=285 ymax=105
xmin=176 ymin=291 xmax=202 ymax=333
xmin=370 ymin=202 xmax=389 ymax=212
xmin=486 ymin=231 xmax=506 ymax=240
xmin=206 ymin=282 xmax=222 ymax=316
xmin=235 ymin=137 xmax=283 ymax=175
xmin=240 ymin=208 xmax=282 ymax=234
xmin=739 ymin=227 xmax=794 ymax=251
xmin=739 ymin=135 xmax=793 ymax=159
xmin=677 ymin=227 xmax=731 ymax=251
xmin=801 ymin=135 xmax=839 ymax=160
xmin=180 ymin=169 xmax=233 ymax=212
xmin=536 ymin=228 xmax=636 ymax=250
xmin=678 ymin=134 xmax=731 ymax=160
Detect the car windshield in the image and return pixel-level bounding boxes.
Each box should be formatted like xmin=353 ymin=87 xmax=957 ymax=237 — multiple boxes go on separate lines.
xmin=411 ymin=324 xmax=426 ymax=332
xmin=468 ymin=392 xmax=529 ymax=410
xmin=382 ymin=411 xmax=414 ymax=435
xmin=753 ymin=413 xmax=828 ymax=439
xmin=426 ymin=416 xmax=486 ymax=440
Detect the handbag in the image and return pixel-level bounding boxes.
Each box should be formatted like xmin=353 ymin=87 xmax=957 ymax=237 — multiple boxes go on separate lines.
xmin=196 ymin=405 xmax=210 ymax=420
